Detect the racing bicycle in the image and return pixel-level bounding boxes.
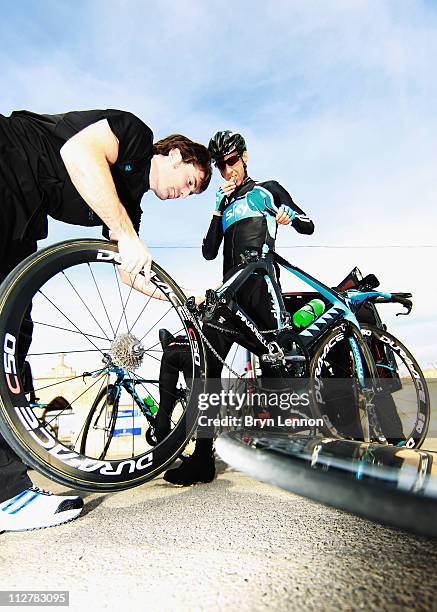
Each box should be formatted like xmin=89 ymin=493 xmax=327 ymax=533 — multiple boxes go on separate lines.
xmin=226 ymin=265 xmax=429 ymax=447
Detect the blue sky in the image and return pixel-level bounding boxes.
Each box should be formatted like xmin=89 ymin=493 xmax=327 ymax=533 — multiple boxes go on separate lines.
xmin=1 ymin=0 xmax=437 ymax=365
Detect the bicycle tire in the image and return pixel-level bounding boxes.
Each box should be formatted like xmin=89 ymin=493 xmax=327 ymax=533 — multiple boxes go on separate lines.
xmin=309 ymin=324 xmax=378 ymax=441
xmin=79 ymin=384 xmax=119 ymax=460
xmin=0 ymin=239 xmax=207 ymax=492
xmin=216 ymin=431 xmax=437 ymax=539
xmin=361 ymin=324 xmax=430 ymax=449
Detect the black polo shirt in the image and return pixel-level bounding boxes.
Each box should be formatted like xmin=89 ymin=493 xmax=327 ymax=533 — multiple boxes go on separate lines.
xmin=0 ymin=109 xmax=153 ymax=240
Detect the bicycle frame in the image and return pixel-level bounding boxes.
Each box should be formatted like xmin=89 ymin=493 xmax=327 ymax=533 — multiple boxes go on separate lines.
xmin=214 ymin=250 xmax=364 ymax=355
xmin=99 ymin=367 xmax=159 ymax=420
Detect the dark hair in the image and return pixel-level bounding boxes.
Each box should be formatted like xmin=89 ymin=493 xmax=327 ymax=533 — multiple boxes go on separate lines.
xmin=154 ymin=134 xmax=212 ymax=193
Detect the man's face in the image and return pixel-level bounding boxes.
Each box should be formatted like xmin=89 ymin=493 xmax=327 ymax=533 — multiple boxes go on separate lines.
xmin=153 ymin=148 xmax=205 ymax=200
xmin=216 ymin=150 xmax=248 ymax=186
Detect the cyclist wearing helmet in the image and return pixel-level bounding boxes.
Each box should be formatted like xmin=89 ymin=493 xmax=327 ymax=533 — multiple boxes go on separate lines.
xmin=163 ymin=130 xmax=314 ymax=486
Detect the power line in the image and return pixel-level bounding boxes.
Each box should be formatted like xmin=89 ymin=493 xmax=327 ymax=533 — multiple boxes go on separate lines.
xmin=149 ymin=244 xmax=437 ymax=249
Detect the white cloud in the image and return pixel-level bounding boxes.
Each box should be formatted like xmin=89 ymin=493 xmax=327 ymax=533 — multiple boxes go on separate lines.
xmin=2 ymin=0 xmax=437 ymax=361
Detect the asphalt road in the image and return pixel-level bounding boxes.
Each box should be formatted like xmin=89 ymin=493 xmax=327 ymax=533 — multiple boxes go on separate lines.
xmin=1 ymin=384 xmax=436 ymax=611
xmin=1 ymin=457 xmax=437 ymax=612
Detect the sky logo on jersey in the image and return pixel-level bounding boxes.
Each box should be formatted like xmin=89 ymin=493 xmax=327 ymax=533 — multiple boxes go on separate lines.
xmin=124 ymin=164 xmax=132 ymax=172
xmin=222 ymin=199 xmax=262 ymax=231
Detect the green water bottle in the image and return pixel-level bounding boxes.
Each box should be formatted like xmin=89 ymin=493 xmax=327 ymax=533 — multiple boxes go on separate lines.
xmin=292 ymin=298 xmax=325 ymax=329
xmin=142 ymin=394 xmax=159 ymax=415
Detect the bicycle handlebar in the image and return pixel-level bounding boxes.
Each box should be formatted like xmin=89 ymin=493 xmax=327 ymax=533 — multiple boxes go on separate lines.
xmin=374 ymin=293 xmax=413 ymax=316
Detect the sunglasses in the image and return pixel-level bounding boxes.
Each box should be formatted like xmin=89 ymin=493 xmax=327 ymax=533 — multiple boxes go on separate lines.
xmin=215 ymin=153 xmax=241 ymax=172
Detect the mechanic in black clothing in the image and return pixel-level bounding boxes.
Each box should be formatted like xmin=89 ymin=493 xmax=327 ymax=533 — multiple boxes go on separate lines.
xmin=163 ymin=130 xmax=314 ymax=486
xmin=0 ymin=108 xmax=211 ymax=532
xmin=155 ymin=330 xmax=192 ymax=444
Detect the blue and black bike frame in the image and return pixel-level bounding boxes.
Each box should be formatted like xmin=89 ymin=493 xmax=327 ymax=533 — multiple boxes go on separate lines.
xmin=210 ymin=248 xmax=404 ymax=393
xmin=213 ymin=250 xmax=361 ymax=351
xmin=99 ymin=366 xmax=158 ymax=422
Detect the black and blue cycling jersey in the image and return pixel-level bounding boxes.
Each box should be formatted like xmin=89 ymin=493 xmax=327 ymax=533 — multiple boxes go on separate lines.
xmin=202 ymin=176 xmax=314 ymax=275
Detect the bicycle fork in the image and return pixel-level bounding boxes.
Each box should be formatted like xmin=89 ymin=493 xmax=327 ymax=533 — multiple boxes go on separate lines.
xmin=349 ymin=336 xmax=386 ymax=443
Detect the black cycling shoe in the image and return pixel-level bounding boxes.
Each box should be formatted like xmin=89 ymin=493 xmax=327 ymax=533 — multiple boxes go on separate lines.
xmin=163 ymin=454 xmax=216 ymax=486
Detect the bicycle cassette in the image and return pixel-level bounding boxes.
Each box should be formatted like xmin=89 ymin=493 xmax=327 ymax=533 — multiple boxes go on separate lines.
xmin=110 ymin=333 xmax=145 ymax=371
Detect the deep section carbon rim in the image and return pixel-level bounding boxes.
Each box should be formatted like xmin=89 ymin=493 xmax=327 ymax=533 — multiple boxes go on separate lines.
xmin=361 ymin=325 xmax=430 ymax=449
xmin=309 ymin=325 xmax=376 ymax=441
xmin=0 ymin=239 xmax=206 ymax=491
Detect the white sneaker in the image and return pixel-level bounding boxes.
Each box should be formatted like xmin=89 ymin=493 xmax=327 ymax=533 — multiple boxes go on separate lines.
xmin=0 ymin=485 xmax=83 ymax=532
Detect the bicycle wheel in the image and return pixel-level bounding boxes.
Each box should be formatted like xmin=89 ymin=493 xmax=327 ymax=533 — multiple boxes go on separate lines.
xmin=79 ymin=384 xmax=119 ymax=460
xmin=0 ymin=239 xmax=206 ymax=492
xmin=361 ymin=325 xmax=430 ymax=448
xmin=309 ymin=324 xmax=378 ymax=441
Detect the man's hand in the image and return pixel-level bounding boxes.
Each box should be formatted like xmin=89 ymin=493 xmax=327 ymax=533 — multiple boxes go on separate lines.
xmin=213 ymin=179 xmax=237 ymax=217
xmin=220 ymin=179 xmax=237 ymax=197
xmin=276 ymin=205 xmax=295 ymax=225
xmin=119 ymin=269 xmax=168 ymax=299
xmin=117 ymin=232 xmax=152 ymax=281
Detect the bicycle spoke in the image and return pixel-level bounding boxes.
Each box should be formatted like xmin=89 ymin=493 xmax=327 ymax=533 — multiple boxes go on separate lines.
xmin=113 ymin=264 xmax=130 ymax=336
xmin=62 ymin=270 xmax=112 ymax=342
xmin=28 ymin=349 xmax=107 ymax=357
xmin=88 ymin=263 xmax=116 ymax=338
xmin=38 ymin=290 xmax=109 ymax=358
xmin=44 ymin=372 xmax=107 ymax=430
xmin=60 ymin=375 xmax=108 ymax=446
xmin=58 ymin=376 xmax=105 ymax=438
xmin=118 ymin=275 xmax=136 ymax=336
xmin=142 ymin=352 xmax=163 ymax=365
xmin=129 ymin=286 xmax=159 ymax=335
xmin=31 ymin=367 xmax=106 ymax=395
xmin=143 ymin=327 xmax=185 ymax=352
xmin=33 ymin=321 xmax=110 ymax=343
xmin=139 ymin=306 xmax=174 ymax=343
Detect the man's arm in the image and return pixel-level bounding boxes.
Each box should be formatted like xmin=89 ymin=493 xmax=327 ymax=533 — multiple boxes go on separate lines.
xmin=202 ymin=215 xmax=224 ymax=260
xmin=257 ymin=181 xmax=315 ymax=234
xmin=201 ymin=182 xmax=231 ymax=260
xmin=60 ymin=119 xmax=152 ymax=279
